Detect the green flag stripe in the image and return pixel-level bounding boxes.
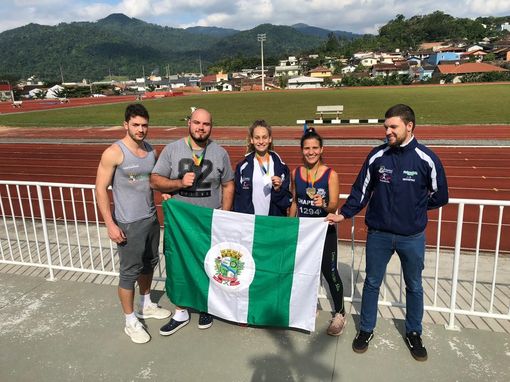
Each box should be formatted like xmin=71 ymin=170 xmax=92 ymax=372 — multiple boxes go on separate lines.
xmin=164 ymin=199 xmax=212 ymax=312
xmin=248 ymin=215 xmax=299 ymax=327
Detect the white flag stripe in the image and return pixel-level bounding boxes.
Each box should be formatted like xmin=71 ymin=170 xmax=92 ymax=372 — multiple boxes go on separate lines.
xmin=208 ymin=210 xmax=255 ymax=323
xmin=289 ymin=218 xmax=328 ymax=331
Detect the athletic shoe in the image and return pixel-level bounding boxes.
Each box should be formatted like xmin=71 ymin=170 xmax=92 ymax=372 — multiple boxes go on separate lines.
xmin=405 ymin=332 xmax=428 ymax=361
xmin=159 ymin=318 xmax=189 ymax=336
xmin=124 ymin=320 xmax=150 ymax=344
xmin=352 ymin=330 xmax=374 ymax=353
xmin=135 ymin=303 xmax=171 ymax=320
xmin=327 ymin=313 xmax=347 ymax=336
xmin=198 ymin=312 xmax=213 ymax=329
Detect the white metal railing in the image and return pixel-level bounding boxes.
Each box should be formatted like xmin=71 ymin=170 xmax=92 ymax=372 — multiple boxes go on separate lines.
xmin=1 ymin=180 xmax=509 ymax=330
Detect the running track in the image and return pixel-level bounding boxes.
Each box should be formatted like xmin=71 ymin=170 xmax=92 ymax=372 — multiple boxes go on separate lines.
xmin=0 ymin=125 xmax=509 ymax=251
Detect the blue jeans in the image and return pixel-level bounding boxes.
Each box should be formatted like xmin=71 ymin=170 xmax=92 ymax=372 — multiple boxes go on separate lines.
xmin=360 ymin=230 xmax=425 ymax=335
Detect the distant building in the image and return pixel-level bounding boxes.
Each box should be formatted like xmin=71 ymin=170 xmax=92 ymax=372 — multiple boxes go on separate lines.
xmin=287 ymin=76 xmax=323 ymax=89
xmin=433 ymin=62 xmax=508 ymax=83
xmin=501 ymin=22 xmax=510 ymax=32
xmin=372 ymin=62 xmax=410 ymax=77
xmin=427 ymin=52 xmax=461 ymax=66
xmin=417 ymin=64 xmax=436 ymax=81
xmin=46 ymin=85 xmax=65 ymax=99
xmin=360 ymin=57 xmax=378 ymax=67
xmin=340 ymin=65 xmax=356 ymax=74
xmin=274 ymin=65 xmax=300 ymax=77
xmin=419 ymin=42 xmax=447 ymax=52
xmin=309 ymin=66 xmax=332 ymax=78
xmin=0 ymin=83 xmax=13 ymax=101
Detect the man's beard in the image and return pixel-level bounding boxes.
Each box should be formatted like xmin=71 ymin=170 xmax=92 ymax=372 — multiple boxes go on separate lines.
xmin=190 ymin=130 xmax=211 ymax=143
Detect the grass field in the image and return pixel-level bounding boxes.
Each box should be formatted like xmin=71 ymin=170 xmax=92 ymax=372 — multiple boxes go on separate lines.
xmin=1 ymin=83 xmax=509 ymax=127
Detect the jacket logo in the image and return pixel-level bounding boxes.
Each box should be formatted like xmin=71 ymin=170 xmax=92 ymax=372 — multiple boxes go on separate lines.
xmin=403 ymin=170 xmax=418 ymax=182
xmin=378 ymin=166 xmax=392 ymax=183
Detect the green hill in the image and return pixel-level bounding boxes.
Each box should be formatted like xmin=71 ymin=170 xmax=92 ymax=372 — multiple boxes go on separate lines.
xmin=0 ymin=14 xmax=323 ymax=82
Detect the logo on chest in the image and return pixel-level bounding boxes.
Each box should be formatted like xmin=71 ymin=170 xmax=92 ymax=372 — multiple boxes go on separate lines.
xmin=403 ymin=170 xmax=418 ymax=182
xmin=378 ymin=166 xmax=393 ymax=184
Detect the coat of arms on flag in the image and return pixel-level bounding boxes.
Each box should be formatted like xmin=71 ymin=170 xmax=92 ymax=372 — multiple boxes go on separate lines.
xmin=205 ymin=243 xmax=255 ymax=288
xmin=162 ymin=199 xmax=328 ymax=332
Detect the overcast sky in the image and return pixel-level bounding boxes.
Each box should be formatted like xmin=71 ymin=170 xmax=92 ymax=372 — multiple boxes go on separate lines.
xmin=1 ymin=0 xmax=509 ymax=34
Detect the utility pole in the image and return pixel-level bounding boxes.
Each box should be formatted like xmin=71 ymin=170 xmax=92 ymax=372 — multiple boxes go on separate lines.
xmin=59 ymin=64 xmax=64 ymax=84
xmin=257 ymin=34 xmax=266 ymax=91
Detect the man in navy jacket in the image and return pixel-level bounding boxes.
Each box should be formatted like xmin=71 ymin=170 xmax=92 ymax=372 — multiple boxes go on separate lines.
xmin=326 ymin=104 xmax=448 ymax=361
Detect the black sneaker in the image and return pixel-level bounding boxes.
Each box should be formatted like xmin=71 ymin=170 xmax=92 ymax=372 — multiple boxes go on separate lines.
xmin=198 ymin=312 xmax=213 ymax=329
xmin=159 ymin=318 xmax=189 ymax=336
xmin=405 ymin=332 xmax=428 ymax=361
xmin=352 ymin=330 xmax=374 ymax=353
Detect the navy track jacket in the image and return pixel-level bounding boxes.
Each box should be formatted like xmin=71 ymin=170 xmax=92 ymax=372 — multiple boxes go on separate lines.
xmin=234 ymin=151 xmax=292 ymax=216
xmin=340 ymin=137 xmax=449 ymax=236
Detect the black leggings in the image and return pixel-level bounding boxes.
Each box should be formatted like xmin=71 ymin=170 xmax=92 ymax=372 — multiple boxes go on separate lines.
xmin=321 ymin=225 xmax=345 ymax=314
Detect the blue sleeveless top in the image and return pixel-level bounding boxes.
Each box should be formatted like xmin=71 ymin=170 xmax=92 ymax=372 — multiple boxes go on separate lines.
xmin=295 ymin=166 xmax=331 ymax=218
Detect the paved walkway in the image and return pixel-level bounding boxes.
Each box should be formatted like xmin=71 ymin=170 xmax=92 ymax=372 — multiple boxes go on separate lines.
xmin=1 ymin=272 xmax=509 ymax=382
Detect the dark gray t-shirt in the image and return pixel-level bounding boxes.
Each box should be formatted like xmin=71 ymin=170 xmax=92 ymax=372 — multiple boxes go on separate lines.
xmin=152 ymin=138 xmax=234 ymax=209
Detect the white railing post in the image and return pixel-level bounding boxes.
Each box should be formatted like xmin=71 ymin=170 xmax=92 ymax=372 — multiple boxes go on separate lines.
xmin=36 ymin=185 xmax=55 ymax=281
xmin=446 ymin=202 xmax=464 ymax=331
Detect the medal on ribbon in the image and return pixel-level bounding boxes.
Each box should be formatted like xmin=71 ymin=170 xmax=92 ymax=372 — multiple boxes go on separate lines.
xmin=187 ymin=136 xmax=207 ymax=189
xmin=256 ymin=153 xmax=270 ymax=178
xmin=306 ymin=165 xmax=320 ymax=199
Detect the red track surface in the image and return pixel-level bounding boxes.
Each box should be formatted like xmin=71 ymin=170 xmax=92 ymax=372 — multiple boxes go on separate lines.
xmin=1 ymin=124 xmax=510 ymax=140
xmin=0 ymin=96 xmax=138 ymax=114
xmin=0 ymin=125 xmax=509 ymax=252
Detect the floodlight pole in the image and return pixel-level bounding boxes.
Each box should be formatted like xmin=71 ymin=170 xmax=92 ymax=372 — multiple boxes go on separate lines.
xmin=257 ymin=34 xmax=266 ymax=91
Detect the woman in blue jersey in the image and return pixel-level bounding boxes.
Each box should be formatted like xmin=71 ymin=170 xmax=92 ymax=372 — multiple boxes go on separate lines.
xmin=234 ymin=120 xmax=291 ymax=216
xmin=289 ymin=127 xmax=346 ymax=336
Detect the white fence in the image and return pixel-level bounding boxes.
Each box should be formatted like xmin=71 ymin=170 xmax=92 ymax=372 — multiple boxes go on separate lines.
xmin=1 ymin=180 xmax=509 ymax=330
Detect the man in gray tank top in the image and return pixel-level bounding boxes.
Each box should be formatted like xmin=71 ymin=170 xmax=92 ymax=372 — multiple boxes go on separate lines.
xmin=151 ymin=107 xmax=234 ymax=335
xmin=96 ymin=104 xmax=171 ymax=344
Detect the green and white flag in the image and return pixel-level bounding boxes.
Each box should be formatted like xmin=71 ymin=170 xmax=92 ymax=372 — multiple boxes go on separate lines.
xmin=163 ymin=199 xmax=328 ymax=332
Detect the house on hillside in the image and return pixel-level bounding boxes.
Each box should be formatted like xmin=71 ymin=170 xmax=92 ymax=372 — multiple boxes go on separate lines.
xmin=460 ymin=49 xmax=487 ymax=62
xmin=419 ymin=42 xmax=447 ymax=52
xmin=427 ymin=51 xmax=461 ymax=65
xmin=406 ymin=56 xmax=422 ymax=66
xmin=199 ymin=74 xmax=220 ymax=92
xmin=360 ymin=57 xmax=378 ymax=67
xmin=274 ymin=64 xmax=300 ymax=77
xmin=380 ymin=51 xmax=404 ymax=64
xmin=491 ymin=47 xmax=510 ymax=61
xmin=433 ymin=62 xmax=508 ymax=83
xmin=408 ymin=50 xmax=432 ymax=61
xmin=467 ymin=45 xmax=485 ymax=52
xmin=340 ymin=65 xmax=356 ymax=74
xmin=309 ymin=66 xmax=332 ymax=78
xmin=372 ymin=62 xmax=410 ymax=77
xmin=199 ymin=72 xmax=233 ymax=92
xmin=417 ymin=63 xmax=436 ymax=81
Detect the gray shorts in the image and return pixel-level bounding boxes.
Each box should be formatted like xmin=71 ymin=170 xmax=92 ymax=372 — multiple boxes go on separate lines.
xmin=117 ymin=214 xmax=160 ymax=290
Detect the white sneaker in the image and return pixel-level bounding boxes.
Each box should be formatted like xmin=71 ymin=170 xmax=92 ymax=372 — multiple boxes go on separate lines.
xmin=135 ymin=303 xmax=172 ymax=320
xmin=124 ymin=320 xmax=150 ymax=344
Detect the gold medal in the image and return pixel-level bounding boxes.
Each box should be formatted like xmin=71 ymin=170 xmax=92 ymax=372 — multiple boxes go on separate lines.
xmin=306 ymin=187 xmax=316 ymax=199
xmin=305 ymin=164 xmax=319 ymax=199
